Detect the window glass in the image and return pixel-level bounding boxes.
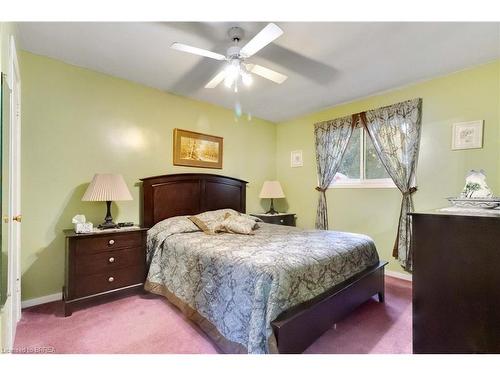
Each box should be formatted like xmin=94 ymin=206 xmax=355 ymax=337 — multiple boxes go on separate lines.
xmin=365 ymin=135 xmax=391 ymax=179
xmin=331 ymin=128 xmax=394 ymax=187
xmin=335 ymin=128 xmax=360 ymax=182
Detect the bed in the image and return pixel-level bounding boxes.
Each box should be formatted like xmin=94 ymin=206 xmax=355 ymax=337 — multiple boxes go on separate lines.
xmin=141 ymin=173 xmax=387 ymax=354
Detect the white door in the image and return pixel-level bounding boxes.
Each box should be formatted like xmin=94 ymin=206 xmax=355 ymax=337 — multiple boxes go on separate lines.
xmin=8 ymin=35 xmax=21 ymax=326
xmin=0 ymin=35 xmax=21 ymax=351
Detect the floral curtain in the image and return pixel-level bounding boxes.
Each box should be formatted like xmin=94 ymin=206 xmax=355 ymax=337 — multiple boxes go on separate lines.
xmin=362 ymin=98 xmax=422 ymax=271
xmin=313 ymin=115 xmax=355 ymax=230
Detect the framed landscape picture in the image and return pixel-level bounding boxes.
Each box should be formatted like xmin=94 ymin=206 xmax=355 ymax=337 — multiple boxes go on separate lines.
xmin=173 ymin=128 xmax=223 ymax=169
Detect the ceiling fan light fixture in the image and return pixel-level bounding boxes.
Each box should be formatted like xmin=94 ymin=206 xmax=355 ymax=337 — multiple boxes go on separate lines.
xmin=225 ymin=61 xmax=239 ymax=75
xmin=224 ymin=75 xmax=234 ymax=88
xmin=224 ymin=64 xmax=238 ymax=88
xmin=242 ymin=72 xmax=253 ymax=86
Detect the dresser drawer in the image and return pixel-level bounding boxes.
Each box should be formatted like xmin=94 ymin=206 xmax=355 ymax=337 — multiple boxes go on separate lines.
xmin=253 ymin=214 xmax=296 ymax=226
xmin=75 ymin=247 xmax=144 ymax=276
xmin=74 ymin=231 xmax=142 ymax=255
xmin=74 ymin=265 xmax=145 ymax=298
xmin=269 ymin=215 xmax=295 ymax=226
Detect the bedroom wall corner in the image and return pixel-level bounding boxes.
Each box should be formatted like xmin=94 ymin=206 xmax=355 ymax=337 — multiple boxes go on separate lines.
xmin=275 ymin=60 xmax=500 ymax=275
xmin=19 ymin=51 xmax=277 ymax=301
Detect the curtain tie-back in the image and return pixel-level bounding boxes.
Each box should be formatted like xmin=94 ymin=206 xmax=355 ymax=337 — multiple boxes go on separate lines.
xmin=315 ymin=186 xmax=327 ymax=192
xmin=402 ymin=187 xmax=418 ymax=196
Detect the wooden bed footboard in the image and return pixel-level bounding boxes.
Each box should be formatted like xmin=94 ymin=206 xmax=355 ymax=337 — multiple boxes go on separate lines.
xmin=271 ymin=261 xmax=388 ymax=354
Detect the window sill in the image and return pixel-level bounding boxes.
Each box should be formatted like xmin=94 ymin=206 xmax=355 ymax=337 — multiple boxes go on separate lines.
xmin=330 ymin=180 xmax=397 ymax=189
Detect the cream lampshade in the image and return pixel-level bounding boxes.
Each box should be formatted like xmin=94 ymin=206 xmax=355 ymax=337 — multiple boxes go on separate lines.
xmin=259 ymin=181 xmax=285 ymax=215
xmin=82 ymin=173 xmax=133 ymax=229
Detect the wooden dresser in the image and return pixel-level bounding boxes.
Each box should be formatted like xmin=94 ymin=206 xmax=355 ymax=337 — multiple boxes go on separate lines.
xmin=63 ymin=227 xmax=148 ymax=316
xmin=410 ymin=210 xmax=500 ymax=353
xmin=251 ymin=213 xmax=296 ymax=226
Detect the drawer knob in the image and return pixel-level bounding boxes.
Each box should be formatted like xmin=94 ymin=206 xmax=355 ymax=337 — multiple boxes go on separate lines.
xmin=108 ymin=239 xmax=115 ymax=246
xmin=108 ymin=276 xmax=114 ymax=283
xmin=108 ymin=257 xmax=115 ymax=263
xmin=280 ymin=219 xmax=284 ymax=223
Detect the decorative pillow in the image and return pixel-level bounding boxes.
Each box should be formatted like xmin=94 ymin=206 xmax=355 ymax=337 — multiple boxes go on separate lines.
xmin=215 ymin=213 xmax=260 ymax=235
xmin=148 ymin=215 xmax=199 ymax=238
xmin=188 ymin=208 xmax=240 ymax=234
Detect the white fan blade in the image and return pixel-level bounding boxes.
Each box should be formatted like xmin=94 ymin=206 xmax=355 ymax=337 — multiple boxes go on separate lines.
xmin=205 ymin=71 xmax=226 ymax=88
xmin=240 ymin=23 xmax=283 ymax=58
xmin=171 ymin=42 xmax=226 ymax=61
xmin=247 ymin=64 xmax=288 ymax=84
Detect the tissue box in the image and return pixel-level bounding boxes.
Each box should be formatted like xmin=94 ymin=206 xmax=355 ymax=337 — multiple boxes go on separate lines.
xmin=74 ymin=222 xmax=93 ymax=233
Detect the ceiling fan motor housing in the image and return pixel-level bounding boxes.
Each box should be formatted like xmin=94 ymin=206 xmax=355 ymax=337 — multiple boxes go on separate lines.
xmin=227 ymin=27 xmax=244 ymax=59
xmin=228 ymin=26 xmax=244 ymax=42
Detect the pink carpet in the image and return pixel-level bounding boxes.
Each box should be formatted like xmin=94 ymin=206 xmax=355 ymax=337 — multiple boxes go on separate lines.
xmin=14 ymin=276 xmax=411 ymax=354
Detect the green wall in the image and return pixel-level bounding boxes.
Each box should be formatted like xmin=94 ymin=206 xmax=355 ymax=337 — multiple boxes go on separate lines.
xmin=276 ymin=61 xmax=500 ymax=274
xmin=20 ymin=51 xmax=277 ymax=300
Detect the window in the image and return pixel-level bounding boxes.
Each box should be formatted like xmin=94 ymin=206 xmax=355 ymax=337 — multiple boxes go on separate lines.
xmin=331 ymin=128 xmax=396 ymax=188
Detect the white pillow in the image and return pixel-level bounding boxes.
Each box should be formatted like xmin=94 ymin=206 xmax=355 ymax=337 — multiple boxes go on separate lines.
xmin=188 ymin=209 xmax=239 ymax=234
xmin=215 ymin=213 xmax=260 ymax=235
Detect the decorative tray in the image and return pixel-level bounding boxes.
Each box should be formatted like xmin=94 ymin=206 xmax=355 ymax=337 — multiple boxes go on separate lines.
xmin=447 ymin=197 xmax=500 ymax=209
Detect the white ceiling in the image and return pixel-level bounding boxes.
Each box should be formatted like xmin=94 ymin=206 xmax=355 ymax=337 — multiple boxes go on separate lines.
xmin=18 ymin=22 xmax=500 ymax=122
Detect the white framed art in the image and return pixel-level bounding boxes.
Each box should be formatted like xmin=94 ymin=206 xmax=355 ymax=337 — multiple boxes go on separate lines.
xmin=452 ymin=120 xmax=484 ymax=150
xmin=290 ymin=150 xmax=303 ymax=167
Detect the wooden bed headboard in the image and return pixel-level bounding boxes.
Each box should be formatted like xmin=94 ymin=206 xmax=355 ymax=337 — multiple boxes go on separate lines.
xmin=140 ymin=173 xmax=248 ymax=227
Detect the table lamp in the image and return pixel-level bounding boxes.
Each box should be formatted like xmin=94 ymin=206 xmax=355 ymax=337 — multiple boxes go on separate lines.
xmin=82 ymin=173 xmax=133 ymax=229
xmin=259 ymin=181 xmax=285 ymax=215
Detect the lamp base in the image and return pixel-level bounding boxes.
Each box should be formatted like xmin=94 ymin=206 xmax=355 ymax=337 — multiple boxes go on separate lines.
xmin=98 ymin=200 xmax=119 ymax=229
xmin=265 ymin=198 xmax=279 ymax=215
xmin=98 ymin=221 xmax=119 ymax=230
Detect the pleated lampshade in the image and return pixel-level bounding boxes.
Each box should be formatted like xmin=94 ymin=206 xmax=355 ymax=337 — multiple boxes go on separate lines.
xmin=259 ymin=181 xmax=285 ymax=199
xmin=82 ymin=174 xmax=133 ymax=202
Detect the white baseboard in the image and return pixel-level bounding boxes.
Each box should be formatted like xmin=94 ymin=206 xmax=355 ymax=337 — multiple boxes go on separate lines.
xmin=385 ymin=270 xmax=413 ymax=281
xmin=21 ymin=292 xmax=62 ymax=309
xmin=19 ymin=272 xmax=411 ymax=309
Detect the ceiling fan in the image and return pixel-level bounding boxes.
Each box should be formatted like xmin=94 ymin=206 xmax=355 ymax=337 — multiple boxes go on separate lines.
xmin=171 ymin=23 xmax=288 ymax=92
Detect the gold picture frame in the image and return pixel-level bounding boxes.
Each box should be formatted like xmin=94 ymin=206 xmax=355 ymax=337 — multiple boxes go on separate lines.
xmin=173 ymin=128 xmax=223 ymax=169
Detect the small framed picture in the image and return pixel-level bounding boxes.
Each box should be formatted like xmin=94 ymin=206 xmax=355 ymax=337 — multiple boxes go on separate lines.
xmin=290 ymin=150 xmax=303 ymax=168
xmin=452 ymin=120 xmax=483 ymax=150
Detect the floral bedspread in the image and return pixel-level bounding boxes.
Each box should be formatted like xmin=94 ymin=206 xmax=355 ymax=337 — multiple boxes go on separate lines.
xmin=145 ymin=216 xmax=379 ymax=353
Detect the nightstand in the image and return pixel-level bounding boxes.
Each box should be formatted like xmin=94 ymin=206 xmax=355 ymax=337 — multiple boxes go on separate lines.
xmin=62 ymin=227 xmax=148 ymax=316
xmin=251 ymin=213 xmax=296 ymax=227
